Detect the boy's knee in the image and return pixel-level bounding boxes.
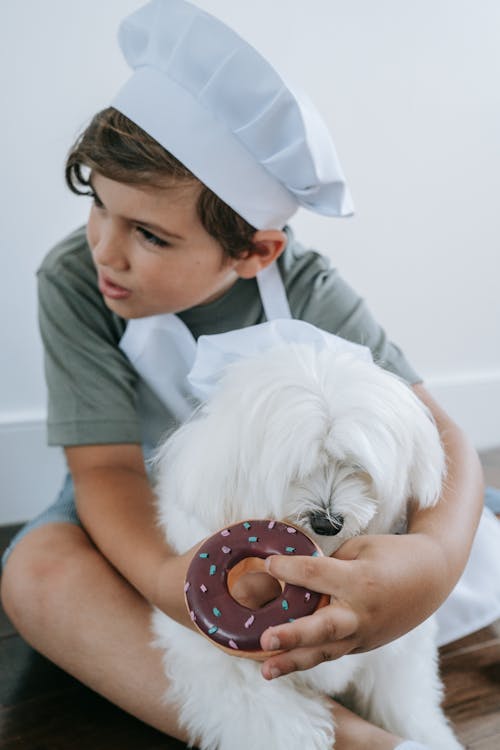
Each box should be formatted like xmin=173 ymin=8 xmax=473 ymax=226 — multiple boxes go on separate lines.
xmin=1 ymin=523 xmax=95 ymax=634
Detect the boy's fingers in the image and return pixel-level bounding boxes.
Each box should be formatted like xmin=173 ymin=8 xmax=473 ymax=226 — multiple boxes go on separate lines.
xmin=265 ymin=553 xmax=349 ymax=596
xmin=261 ymin=635 xmax=357 ymax=680
xmin=260 ymin=553 xmax=360 ymax=680
xmin=260 ymin=601 xmax=357 ymax=653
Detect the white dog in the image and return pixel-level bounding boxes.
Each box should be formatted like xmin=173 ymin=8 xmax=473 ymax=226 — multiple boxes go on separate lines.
xmin=152 ymin=343 xmax=462 ymax=750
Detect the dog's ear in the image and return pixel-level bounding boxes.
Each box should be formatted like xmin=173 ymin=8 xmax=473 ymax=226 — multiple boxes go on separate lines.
xmin=404 ymin=395 xmax=447 ymax=510
xmin=324 ymin=362 xmax=446 ymax=522
xmin=372 ymin=381 xmax=446 ymax=513
xmin=153 ymin=404 xmax=244 ymax=531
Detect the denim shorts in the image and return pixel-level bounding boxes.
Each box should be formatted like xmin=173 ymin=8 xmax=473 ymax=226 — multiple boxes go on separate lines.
xmin=1 ymin=474 xmax=80 ymax=570
xmin=1 ymin=446 xmax=158 ymax=572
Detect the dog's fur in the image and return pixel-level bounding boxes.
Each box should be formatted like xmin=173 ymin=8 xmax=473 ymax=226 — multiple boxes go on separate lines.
xmin=152 ymin=344 xmax=462 ymax=750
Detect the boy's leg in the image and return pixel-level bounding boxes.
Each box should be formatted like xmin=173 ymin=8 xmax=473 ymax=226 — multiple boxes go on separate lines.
xmin=0 ymin=522 xmax=404 ymax=750
xmin=1 ymin=523 xmax=190 ymax=740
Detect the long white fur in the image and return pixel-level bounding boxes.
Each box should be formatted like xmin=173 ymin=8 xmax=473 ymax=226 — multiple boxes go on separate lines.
xmin=152 ymin=344 xmax=462 ymax=750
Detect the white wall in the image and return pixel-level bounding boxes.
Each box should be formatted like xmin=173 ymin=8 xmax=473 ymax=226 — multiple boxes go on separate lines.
xmin=1 ymin=0 xmax=499 ymax=523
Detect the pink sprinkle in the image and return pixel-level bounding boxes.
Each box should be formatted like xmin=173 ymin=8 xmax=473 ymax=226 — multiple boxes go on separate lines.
xmin=286 ymin=527 xmax=297 ymax=534
xmin=190 ymin=611 xmax=196 ymax=621
xmin=200 ymin=584 xmax=208 ymax=593
xmin=228 ymin=640 xmax=239 ymax=649
xmin=244 ymin=615 xmax=255 ymax=629
xmin=184 ymin=582 xmax=190 ymax=593
xmin=305 ymin=592 xmax=311 ymax=602
xmin=268 ymin=520 xmax=276 ymax=529
xmin=221 ymin=546 xmax=232 ymax=554
xmin=221 ymin=529 xmax=231 ymax=536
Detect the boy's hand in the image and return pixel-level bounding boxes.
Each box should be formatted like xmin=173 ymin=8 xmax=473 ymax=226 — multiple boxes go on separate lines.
xmin=259 ymin=532 xmax=448 ymax=680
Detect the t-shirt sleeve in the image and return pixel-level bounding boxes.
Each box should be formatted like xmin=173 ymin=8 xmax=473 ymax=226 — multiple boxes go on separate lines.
xmin=283 ymin=244 xmax=422 ymax=385
xmin=38 ymin=260 xmax=142 ymax=446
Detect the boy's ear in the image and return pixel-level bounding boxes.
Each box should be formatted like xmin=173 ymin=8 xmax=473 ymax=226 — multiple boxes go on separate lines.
xmin=232 ymin=230 xmax=287 ymax=279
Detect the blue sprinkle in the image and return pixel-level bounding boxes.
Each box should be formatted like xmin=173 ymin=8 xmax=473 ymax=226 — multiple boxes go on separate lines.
xmin=213 ymin=607 xmax=221 ymax=617
xmin=209 ymin=564 xmax=217 ymax=576
xmin=289 ymin=618 xmax=295 ymax=623
xmin=243 ymin=522 xmax=252 ymax=529
xmin=285 ymin=546 xmax=296 ymax=553
xmin=208 ymin=626 xmax=218 ymax=635
xmin=311 ymin=551 xmax=320 ymax=557
xmin=282 ymin=599 xmax=289 ymax=611
xmin=199 ymin=552 xmax=209 ymax=558
xmin=248 ymin=536 xmax=258 ymax=543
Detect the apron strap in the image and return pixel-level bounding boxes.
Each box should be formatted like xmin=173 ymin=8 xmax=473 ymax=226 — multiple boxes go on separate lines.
xmin=256 ymin=262 xmax=292 ymax=320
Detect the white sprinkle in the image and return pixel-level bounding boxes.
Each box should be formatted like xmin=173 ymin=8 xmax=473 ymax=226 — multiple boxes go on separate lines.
xmin=268 ymin=520 xmax=276 ymax=529
xmin=286 ymin=527 xmax=297 ymax=534
xmin=200 ymin=584 xmax=208 ymax=593
xmin=190 ymin=611 xmax=196 ymax=621
xmin=221 ymin=529 xmax=231 ymax=536
xmin=221 ymin=546 xmax=231 ymax=554
xmin=305 ymin=592 xmax=311 ymax=601
xmin=228 ymin=640 xmax=239 ymax=649
xmin=244 ymin=615 xmax=255 ymax=629
xmin=184 ymin=582 xmax=190 ymax=593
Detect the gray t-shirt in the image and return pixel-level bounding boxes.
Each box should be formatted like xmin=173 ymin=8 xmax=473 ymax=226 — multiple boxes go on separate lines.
xmin=38 ymin=225 xmax=421 ymax=447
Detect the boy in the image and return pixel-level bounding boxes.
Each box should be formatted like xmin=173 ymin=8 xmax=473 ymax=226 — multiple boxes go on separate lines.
xmin=2 ymin=2 xmax=496 ymax=748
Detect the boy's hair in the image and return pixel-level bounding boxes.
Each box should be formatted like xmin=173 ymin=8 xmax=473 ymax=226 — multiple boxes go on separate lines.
xmin=65 ymin=107 xmax=258 ymax=258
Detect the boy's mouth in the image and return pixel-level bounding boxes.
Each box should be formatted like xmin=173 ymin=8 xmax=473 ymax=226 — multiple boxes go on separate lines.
xmin=98 ymin=273 xmax=132 ymax=300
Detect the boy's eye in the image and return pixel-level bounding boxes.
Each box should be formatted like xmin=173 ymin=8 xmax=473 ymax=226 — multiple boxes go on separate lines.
xmin=136 ymin=226 xmax=169 ymax=248
xmin=88 ymin=190 xmax=169 ymax=249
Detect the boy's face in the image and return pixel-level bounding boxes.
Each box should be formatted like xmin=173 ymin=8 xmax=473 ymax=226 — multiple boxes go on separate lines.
xmin=86 ymin=173 xmax=242 ymax=318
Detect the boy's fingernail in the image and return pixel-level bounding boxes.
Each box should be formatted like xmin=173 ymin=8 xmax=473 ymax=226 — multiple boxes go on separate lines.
xmin=269 ymin=667 xmax=281 ymax=679
xmin=269 ymin=636 xmax=281 ymax=650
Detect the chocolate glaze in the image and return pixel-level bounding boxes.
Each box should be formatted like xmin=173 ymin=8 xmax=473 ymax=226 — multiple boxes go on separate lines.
xmin=185 ymin=519 xmax=324 ymax=652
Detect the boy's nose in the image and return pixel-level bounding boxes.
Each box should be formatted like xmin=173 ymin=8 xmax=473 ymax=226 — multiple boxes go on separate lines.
xmin=92 ymin=229 xmax=130 ymax=272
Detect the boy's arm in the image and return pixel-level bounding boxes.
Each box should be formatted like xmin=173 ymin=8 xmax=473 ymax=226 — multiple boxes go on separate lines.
xmin=259 ymin=383 xmax=485 ymax=679
xmin=405 ymin=383 xmax=484 ymax=588
xmin=65 ymin=444 xmax=197 ymax=629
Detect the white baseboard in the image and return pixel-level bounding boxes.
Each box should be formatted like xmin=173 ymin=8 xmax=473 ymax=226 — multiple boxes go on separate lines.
xmin=1 ymin=373 xmax=500 ymax=525
xmin=426 ymin=370 xmax=500 ymax=453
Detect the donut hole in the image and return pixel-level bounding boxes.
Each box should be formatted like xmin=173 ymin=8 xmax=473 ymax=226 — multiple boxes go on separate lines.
xmin=227 ymin=557 xmax=284 ymax=609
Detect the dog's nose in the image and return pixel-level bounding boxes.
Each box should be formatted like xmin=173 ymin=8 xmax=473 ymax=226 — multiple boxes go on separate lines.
xmin=309 ymin=512 xmax=344 ymax=536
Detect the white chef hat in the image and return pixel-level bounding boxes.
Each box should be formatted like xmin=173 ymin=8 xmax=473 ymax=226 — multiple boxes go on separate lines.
xmin=111 ymin=0 xmax=354 ymax=229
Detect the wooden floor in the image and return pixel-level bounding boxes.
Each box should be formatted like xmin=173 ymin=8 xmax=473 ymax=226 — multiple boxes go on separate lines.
xmin=1 ymin=450 xmax=500 ymax=749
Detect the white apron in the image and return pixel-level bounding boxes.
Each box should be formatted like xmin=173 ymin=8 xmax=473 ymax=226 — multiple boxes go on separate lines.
xmin=119 ymin=262 xmax=500 ymax=646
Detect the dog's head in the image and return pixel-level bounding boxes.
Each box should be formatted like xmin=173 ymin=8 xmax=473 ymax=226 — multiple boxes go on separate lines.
xmin=156 ymin=344 xmax=445 ymax=553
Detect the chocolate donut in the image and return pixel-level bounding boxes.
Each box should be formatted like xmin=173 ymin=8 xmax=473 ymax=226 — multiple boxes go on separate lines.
xmin=184 ymin=519 xmax=328 ymax=657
